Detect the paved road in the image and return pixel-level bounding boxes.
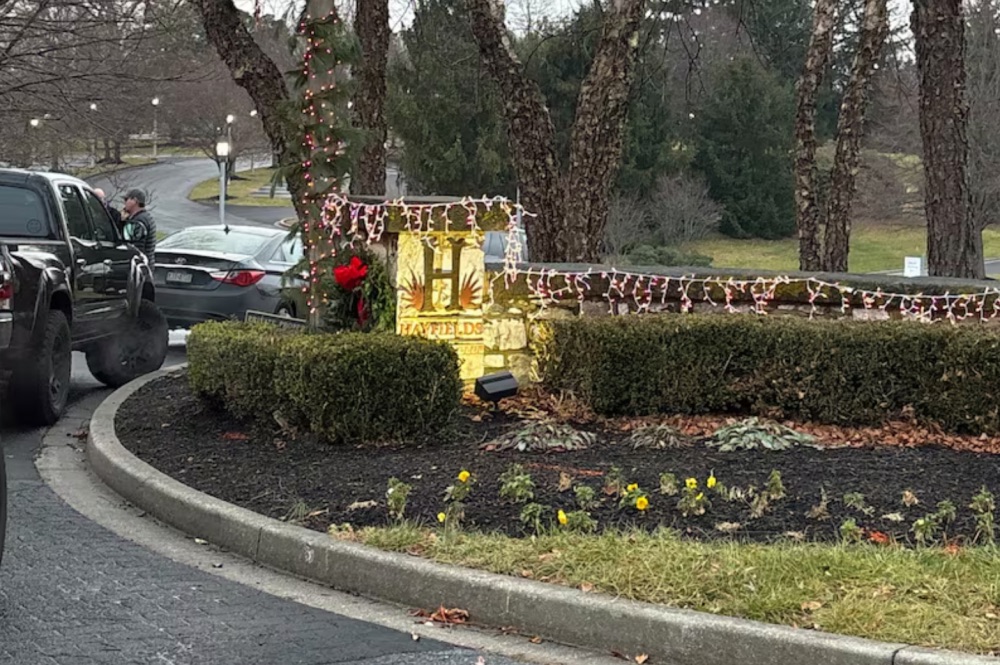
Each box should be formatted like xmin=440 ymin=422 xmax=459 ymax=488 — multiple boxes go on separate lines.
xmin=87 ymin=158 xmax=294 ymax=236
xmin=0 ymin=352 xmax=547 ymax=665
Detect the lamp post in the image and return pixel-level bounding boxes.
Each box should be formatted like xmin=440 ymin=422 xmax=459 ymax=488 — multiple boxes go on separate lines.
xmin=28 ymin=118 xmax=39 ymax=168
xmin=249 ymin=109 xmax=258 ymax=171
xmin=216 ymin=136 xmax=230 ymax=233
xmin=89 ymin=103 xmax=98 ymax=167
xmin=151 ymin=97 xmax=160 ymax=160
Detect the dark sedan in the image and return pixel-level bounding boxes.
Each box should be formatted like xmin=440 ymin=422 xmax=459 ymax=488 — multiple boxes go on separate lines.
xmin=154 ymin=225 xmax=305 ymax=328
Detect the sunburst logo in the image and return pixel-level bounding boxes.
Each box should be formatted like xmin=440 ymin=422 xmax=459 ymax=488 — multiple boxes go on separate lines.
xmin=400 ymin=270 xmax=425 ymax=312
xmin=459 ymin=272 xmax=482 ymax=310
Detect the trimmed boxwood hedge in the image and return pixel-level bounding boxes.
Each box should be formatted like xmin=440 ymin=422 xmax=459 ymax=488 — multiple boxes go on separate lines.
xmin=187 ymin=321 xmax=462 ymax=443
xmin=539 ymin=315 xmax=1000 ymax=434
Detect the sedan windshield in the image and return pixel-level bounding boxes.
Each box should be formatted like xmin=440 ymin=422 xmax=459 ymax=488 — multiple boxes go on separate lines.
xmin=159 ymin=228 xmax=274 ymax=256
xmin=0 ymin=185 xmax=50 ymax=238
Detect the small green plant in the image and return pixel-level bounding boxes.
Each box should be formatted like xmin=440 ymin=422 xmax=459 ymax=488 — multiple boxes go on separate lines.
xmin=749 ymin=491 xmax=770 ymax=519
xmin=840 ymin=518 xmax=863 ymax=543
xmin=806 ymin=488 xmax=830 ymax=521
xmin=498 ymin=464 xmax=535 ymax=504
xmin=628 ymin=424 xmax=691 ymax=450
xmin=970 ymin=487 xmax=996 ymax=545
xmin=843 ymin=492 xmax=874 ymax=516
xmin=619 ymin=483 xmax=651 ymax=512
xmin=659 ymin=472 xmax=679 ymax=496
xmin=677 ymin=477 xmax=709 ymax=517
xmin=520 ymin=502 xmax=550 ymax=535
xmin=440 ymin=469 xmax=474 ymax=530
xmin=912 ymin=516 xmax=937 ymax=545
xmin=563 ymin=510 xmax=598 ymax=533
xmin=574 ymin=484 xmax=598 ymax=510
xmin=604 ymin=465 xmax=626 ymax=496
xmin=766 ymin=470 xmax=786 ymax=501
xmin=386 ymin=477 xmax=412 ymax=521
xmin=482 ymin=419 xmax=595 ymax=453
xmin=705 ymin=417 xmax=817 ymax=452
xmin=934 ymin=500 xmax=957 ymax=526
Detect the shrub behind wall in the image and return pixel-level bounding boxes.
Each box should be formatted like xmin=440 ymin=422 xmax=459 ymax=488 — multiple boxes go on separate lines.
xmin=539 ymin=315 xmax=1000 ymax=434
xmin=188 ymin=322 xmax=462 ymax=443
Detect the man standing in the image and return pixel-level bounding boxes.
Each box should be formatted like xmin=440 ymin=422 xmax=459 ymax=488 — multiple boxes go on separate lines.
xmin=122 ymin=189 xmax=156 ymax=266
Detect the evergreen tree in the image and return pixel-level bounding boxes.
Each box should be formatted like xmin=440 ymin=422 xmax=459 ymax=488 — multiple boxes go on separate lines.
xmin=387 ymin=0 xmax=514 ymax=196
xmin=693 ymin=57 xmax=796 ymax=239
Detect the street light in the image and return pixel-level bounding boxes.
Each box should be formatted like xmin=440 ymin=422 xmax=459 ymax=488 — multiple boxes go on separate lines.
xmin=216 ymin=137 xmax=230 ymax=233
xmin=151 ymin=97 xmax=160 ymax=160
xmin=89 ymin=103 xmax=98 ymax=167
xmin=28 ymin=118 xmax=39 ymax=167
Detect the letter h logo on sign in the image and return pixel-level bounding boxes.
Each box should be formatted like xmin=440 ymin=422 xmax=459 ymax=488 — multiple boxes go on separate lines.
xmin=421 ymin=236 xmax=465 ymax=312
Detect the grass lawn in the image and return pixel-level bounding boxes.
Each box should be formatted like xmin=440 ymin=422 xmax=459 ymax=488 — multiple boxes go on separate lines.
xmin=189 ymin=167 xmax=289 ymax=207
xmin=686 ymin=224 xmax=1000 ymax=274
xmin=351 ymin=526 xmax=1000 ymax=655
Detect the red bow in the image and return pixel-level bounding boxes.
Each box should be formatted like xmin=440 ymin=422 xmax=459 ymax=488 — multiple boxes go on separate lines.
xmin=334 ymin=256 xmax=368 ymax=291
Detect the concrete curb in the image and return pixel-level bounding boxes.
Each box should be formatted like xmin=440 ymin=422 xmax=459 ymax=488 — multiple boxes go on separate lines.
xmin=88 ymin=367 xmax=998 ymax=665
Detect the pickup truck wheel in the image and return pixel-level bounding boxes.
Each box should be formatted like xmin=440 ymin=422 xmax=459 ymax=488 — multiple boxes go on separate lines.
xmin=86 ymin=300 xmax=168 ymax=388
xmin=11 ymin=309 xmax=71 ymax=426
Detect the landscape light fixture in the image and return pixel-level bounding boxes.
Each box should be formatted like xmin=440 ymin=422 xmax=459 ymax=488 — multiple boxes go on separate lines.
xmin=29 ymin=118 xmax=39 ymax=128
xmin=474 ymin=371 xmax=519 ymax=408
xmin=226 ymin=114 xmax=235 ymax=124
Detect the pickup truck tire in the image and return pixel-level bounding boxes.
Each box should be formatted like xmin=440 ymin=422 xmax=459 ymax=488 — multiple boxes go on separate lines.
xmin=85 ymin=300 xmax=168 ymax=388
xmin=11 ymin=309 xmax=72 ymax=426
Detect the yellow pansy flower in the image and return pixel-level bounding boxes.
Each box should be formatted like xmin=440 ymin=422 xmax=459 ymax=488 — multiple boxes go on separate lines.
xmin=458 ymin=470 xmax=471 ymax=483
xmin=437 ymin=512 xmax=447 ymax=523
xmin=557 ymin=510 xmax=568 ymax=525
xmin=636 ymin=496 xmax=649 ymax=511
xmin=627 ymin=483 xmax=639 ymax=492
xmin=686 ymin=478 xmax=698 ymax=490
xmin=707 ymin=474 xmax=717 ymax=489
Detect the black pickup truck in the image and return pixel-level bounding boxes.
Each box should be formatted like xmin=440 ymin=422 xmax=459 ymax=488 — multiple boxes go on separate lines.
xmin=0 ymin=168 xmax=168 ymax=426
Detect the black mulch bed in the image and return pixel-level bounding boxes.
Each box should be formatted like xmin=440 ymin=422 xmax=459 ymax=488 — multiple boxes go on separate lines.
xmin=116 ymin=371 xmax=1000 ymax=545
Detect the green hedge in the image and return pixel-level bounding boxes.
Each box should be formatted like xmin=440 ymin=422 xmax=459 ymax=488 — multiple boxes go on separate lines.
xmin=539 ymin=315 xmax=1000 ymax=434
xmin=188 ymin=321 xmax=462 ymax=443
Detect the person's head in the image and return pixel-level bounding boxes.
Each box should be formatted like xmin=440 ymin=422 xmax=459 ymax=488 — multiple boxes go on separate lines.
xmin=93 ymin=187 xmax=106 ymax=202
xmin=123 ymin=189 xmax=146 ymax=215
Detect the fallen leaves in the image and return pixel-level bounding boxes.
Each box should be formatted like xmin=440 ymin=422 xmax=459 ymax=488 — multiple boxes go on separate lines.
xmin=866 ymin=530 xmax=891 ymax=545
xmin=801 ymin=600 xmax=824 ymax=612
xmin=635 ymin=654 xmax=650 ymax=664
xmin=410 ymin=605 xmax=470 ymax=625
xmin=579 ymin=582 xmax=595 ymax=593
xmin=902 ymin=490 xmax=920 ymax=507
xmin=221 ymin=431 xmax=249 ymax=441
xmin=346 ymin=500 xmax=378 ymax=512
xmin=557 ymin=472 xmax=573 ymax=492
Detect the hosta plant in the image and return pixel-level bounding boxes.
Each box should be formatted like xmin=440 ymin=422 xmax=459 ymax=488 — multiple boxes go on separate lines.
xmin=705 ymin=417 xmax=817 ymax=452
xmin=482 ymin=419 xmax=595 ymax=453
xmin=628 ymin=424 xmax=692 ymax=450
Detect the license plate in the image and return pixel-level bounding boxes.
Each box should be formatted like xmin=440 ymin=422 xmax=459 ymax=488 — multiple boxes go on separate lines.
xmin=166 ymin=271 xmax=192 ymax=284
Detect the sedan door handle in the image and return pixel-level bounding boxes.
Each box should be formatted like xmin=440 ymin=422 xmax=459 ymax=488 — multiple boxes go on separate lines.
xmin=76 ymin=258 xmax=87 ymax=267
xmin=103 ymin=259 xmax=113 ymax=266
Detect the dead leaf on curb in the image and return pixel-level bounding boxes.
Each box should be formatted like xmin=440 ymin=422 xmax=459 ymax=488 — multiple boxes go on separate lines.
xmin=529 ymin=636 xmax=542 ymax=644
xmin=193 ymin=538 xmax=208 ymax=545
xmin=410 ymin=606 xmax=469 ymax=625
xmin=635 ymin=654 xmax=649 ymax=664
xmin=580 ymin=582 xmax=594 ymax=593
xmin=558 ymin=472 xmax=573 ymax=492
xmin=801 ymin=600 xmax=823 ymax=612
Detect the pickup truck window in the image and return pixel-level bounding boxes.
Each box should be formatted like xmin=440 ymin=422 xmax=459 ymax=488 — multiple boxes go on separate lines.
xmin=0 ymin=184 xmax=49 ymax=237
xmin=83 ymin=190 xmax=117 ymax=243
xmin=59 ymin=184 xmax=93 ymax=240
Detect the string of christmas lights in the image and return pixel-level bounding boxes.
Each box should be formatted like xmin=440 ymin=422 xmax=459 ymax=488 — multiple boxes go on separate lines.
xmin=507 ymin=266 xmax=1000 ymax=323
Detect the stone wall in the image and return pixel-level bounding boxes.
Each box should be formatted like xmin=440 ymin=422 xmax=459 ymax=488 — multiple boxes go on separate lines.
xmin=480 ymin=262 xmax=1000 ymax=382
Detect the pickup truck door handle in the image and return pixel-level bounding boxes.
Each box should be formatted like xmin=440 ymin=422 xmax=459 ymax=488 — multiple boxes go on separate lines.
xmin=103 ymin=259 xmax=113 ymax=266
xmin=76 ymin=258 xmax=86 ymax=267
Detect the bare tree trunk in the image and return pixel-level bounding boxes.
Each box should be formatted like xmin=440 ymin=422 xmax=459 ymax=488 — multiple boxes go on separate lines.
xmin=351 ymin=0 xmax=389 ymax=196
xmin=190 ymin=0 xmax=310 ymax=221
xmin=793 ymin=0 xmax=837 ymax=272
xmin=821 ymin=0 xmax=889 ymax=273
xmin=912 ymin=0 xmax=984 ymax=278
xmin=466 ymin=0 xmax=647 ymax=262
xmin=563 ymin=0 xmax=646 ymax=261
xmin=466 ymin=0 xmax=564 ymax=261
